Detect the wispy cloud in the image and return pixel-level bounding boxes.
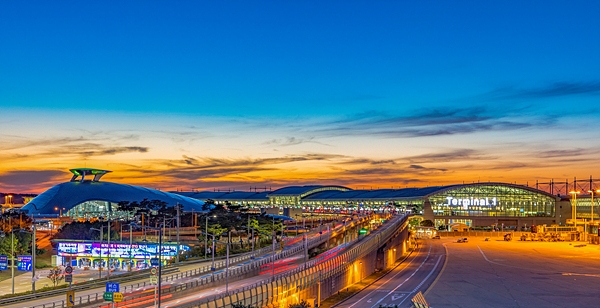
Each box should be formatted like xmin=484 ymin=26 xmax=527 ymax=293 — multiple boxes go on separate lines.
xmin=404 ymin=149 xmax=494 ymax=164
xmin=263 ymin=137 xmax=329 ymax=147
xmin=311 ymin=106 xmax=540 ymax=138
xmin=0 ymin=170 xmax=66 ymax=192
xmin=131 ymin=153 xmax=348 ymax=182
xmin=485 ymin=81 xmax=600 ymax=100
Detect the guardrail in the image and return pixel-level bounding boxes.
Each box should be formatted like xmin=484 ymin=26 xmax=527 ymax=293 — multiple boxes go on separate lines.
xmin=181 ymin=214 xmax=408 ymax=308
xmin=9 ymin=217 xmax=361 ymax=308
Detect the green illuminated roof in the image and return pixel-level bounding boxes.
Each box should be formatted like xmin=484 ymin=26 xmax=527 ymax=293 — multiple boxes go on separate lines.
xmin=69 ymin=168 xmax=112 ymax=182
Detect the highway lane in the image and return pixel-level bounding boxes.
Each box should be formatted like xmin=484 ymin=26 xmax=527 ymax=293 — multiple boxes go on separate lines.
xmin=334 ymin=239 xmax=446 ymax=308
xmin=3 ymin=250 xmax=285 ymax=308
xmin=4 ymin=214 xmax=373 ymax=308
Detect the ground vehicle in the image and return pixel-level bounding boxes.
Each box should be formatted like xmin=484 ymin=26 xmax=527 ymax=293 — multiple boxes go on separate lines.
xmin=504 ymin=233 xmax=512 ymax=241
xmin=432 ymin=235 xmax=441 ymax=239
xmin=457 ymin=237 xmax=468 ymax=243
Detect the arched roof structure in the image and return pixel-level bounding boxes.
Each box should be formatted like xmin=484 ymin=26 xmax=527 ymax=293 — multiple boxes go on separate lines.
xmin=269 ymin=185 xmax=350 ymax=198
xmin=23 ymin=181 xmax=206 ymax=217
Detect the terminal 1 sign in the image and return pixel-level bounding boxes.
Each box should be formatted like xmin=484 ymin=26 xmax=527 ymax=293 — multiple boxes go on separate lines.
xmin=445 ymin=196 xmax=497 ymax=210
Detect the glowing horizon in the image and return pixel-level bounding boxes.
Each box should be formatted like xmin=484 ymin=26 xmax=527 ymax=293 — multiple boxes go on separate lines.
xmin=1 ymin=2 xmax=600 ymax=194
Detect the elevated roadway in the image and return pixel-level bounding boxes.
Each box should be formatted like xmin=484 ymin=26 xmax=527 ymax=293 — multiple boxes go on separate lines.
xmin=333 ymin=239 xmax=445 ymax=308
xmin=4 ymin=214 xmax=375 ymax=308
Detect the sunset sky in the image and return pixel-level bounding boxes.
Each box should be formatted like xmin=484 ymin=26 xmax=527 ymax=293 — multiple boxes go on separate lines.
xmin=2 ymin=1 xmax=600 ymax=194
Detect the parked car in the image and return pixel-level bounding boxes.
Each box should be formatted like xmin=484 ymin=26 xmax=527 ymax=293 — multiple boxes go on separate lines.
xmin=432 ymin=235 xmax=441 ymax=239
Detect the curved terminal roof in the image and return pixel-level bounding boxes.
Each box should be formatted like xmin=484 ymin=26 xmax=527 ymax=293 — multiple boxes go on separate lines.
xmin=176 ymin=183 xmax=558 ymax=204
xmin=303 ymin=186 xmax=455 ymax=201
xmin=422 ymin=182 xmax=559 ymax=199
xmin=23 ymin=181 xmax=206 ymax=216
xmin=176 ymin=191 xmax=269 ymax=201
xmin=269 ymin=185 xmax=350 ymax=197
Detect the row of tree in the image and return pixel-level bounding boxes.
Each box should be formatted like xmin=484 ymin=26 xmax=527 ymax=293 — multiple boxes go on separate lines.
xmin=52 ymin=199 xmax=284 ymax=253
xmin=0 ymin=211 xmax=36 ymax=257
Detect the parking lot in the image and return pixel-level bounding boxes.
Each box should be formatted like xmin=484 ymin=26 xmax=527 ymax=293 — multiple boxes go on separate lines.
xmin=425 ymin=236 xmax=600 ymax=307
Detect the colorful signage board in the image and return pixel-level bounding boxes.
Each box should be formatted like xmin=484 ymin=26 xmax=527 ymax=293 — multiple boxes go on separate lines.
xmin=56 ymin=242 xmax=189 ymax=259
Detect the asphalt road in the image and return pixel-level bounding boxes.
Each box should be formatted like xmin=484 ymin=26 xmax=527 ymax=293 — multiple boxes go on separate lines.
xmin=426 ymin=237 xmax=600 ymax=308
xmin=334 ymin=239 xmax=446 ymax=308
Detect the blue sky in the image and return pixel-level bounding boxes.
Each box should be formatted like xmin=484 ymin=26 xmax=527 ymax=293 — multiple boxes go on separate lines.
xmin=1 ymin=1 xmax=600 ymax=192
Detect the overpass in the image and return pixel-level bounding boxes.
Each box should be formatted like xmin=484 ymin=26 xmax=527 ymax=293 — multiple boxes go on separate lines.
xmin=164 ymin=214 xmax=410 ymax=308
xmin=1 ymin=214 xmax=382 ymax=308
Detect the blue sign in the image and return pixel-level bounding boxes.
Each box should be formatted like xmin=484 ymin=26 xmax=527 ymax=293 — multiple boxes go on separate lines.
xmin=0 ymin=255 xmax=7 ymax=271
xmin=17 ymin=255 xmax=32 ymax=271
xmin=150 ymin=258 xmax=160 ymax=266
xmin=106 ymin=282 xmax=120 ymax=293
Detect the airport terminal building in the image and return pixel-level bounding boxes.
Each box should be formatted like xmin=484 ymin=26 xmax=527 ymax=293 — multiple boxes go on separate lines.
xmin=176 ymin=183 xmax=561 ymax=230
xmin=20 ymin=168 xmax=567 ymax=230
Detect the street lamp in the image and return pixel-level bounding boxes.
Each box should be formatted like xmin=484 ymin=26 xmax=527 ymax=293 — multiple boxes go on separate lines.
xmin=121 ymin=223 xmax=135 ymax=271
xmin=91 ymin=225 xmax=110 ymax=279
xmin=588 ymin=189 xmax=600 ymax=238
xmin=199 ymin=230 xmax=217 ymax=281
xmin=241 ymin=225 xmax=256 ymax=259
xmin=570 ymin=191 xmax=581 ymax=239
xmin=205 ymin=215 xmax=216 ymax=259
xmin=0 ymin=222 xmax=16 ymax=294
xmin=1 ymin=217 xmax=36 ymax=295
xmin=138 ymin=224 xmax=164 ymax=308
xmin=19 ymin=226 xmax=37 ymax=294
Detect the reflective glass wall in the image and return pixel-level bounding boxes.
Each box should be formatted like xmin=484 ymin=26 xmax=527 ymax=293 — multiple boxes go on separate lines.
xmin=428 ymin=185 xmax=556 ymax=217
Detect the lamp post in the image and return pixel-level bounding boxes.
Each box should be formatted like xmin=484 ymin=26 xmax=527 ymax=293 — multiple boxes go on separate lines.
xmin=570 ymin=191 xmax=581 ymax=239
xmin=3 ymin=217 xmax=38 ymax=295
xmin=17 ymin=226 xmax=37 ymax=294
xmin=204 ymin=215 xmax=216 ymax=260
xmin=588 ymin=189 xmax=600 ymax=238
xmin=91 ymin=226 xmax=109 ymax=279
xmin=199 ymin=231 xmax=217 ymax=280
xmin=226 ymin=231 xmax=230 ymax=294
xmin=140 ymin=224 xmax=163 ymax=308
xmin=121 ymin=223 xmax=134 ymax=271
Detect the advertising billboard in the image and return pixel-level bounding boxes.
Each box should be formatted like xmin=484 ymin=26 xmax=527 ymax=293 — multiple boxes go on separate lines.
xmin=56 ymin=242 xmax=189 ymax=259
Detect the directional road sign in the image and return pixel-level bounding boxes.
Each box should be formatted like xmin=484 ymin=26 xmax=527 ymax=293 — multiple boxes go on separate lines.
xmin=17 ymin=255 xmax=32 ymax=271
xmin=106 ymin=282 xmax=120 ymax=293
xmin=113 ymin=292 xmax=123 ymax=303
xmin=103 ymin=292 xmax=113 ymax=302
xmin=66 ymin=290 xmax=75 ymax=307
xmin=150 ymin=258 xmax=160 ymax=266
xmin=0 ymin=255 xmax=7 ymax=271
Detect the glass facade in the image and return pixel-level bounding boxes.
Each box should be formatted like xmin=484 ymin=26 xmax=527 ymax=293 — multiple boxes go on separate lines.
xmin=428 ymin=185 xmax=555 ymax=217
xmin=67 ymin=201 xmax=130 ymax=220
xmin=571 ymin=197 xmax=599 ymax=219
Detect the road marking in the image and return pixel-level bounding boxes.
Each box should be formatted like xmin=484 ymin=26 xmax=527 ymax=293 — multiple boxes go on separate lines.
xmin=342 ymin=243 xmax=427 ymax=308
xmin=391 ymin=293 xmax=404 ymax=301
xmin=396 ymin=255 xmax=442 ymax=307
xmin=369 ymin=245 xmax=434 ymax=308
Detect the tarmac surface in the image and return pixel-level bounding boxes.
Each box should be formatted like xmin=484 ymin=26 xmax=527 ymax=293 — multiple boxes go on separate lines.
xmin=426 ymin=236 xmax=600 ymax=308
